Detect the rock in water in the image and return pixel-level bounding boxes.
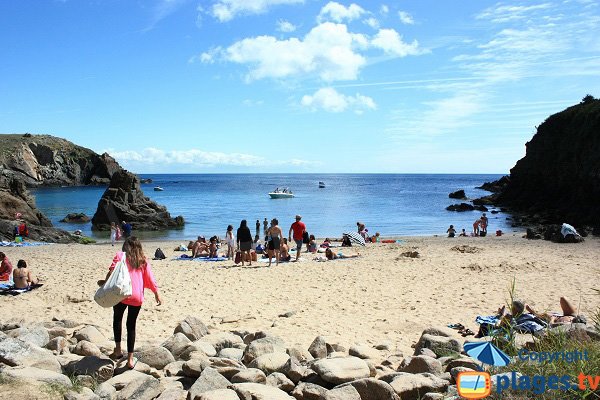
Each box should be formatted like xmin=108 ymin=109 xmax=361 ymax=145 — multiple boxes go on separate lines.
xmin=448 ymin=190 xmax=466 ymax=199
xmin=60 ymin=213 xmax=91 ymax=223
xmin=91 ymin=170 xmax=184 ymax=231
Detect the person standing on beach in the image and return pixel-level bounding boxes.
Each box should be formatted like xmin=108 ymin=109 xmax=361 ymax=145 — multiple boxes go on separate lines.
xmin=236 ymin=220 xmax=253 ymax=266
xmin=225 ymin=225 xmax=235 ymax=260
xmin=99 ymin=237 xmax=162 ymax=369
xmin=267 ymin=218 xmax=283 ymax=266
xmin=110 ymin=222 xmax=117 ymax=246
xmin=288 ymin=215 xmax=306 ymax=262
xmin=255 ymin=219 xmax=260 ymax=237
xmin=480 ymin=213 xmax=488 ymax=234
xmin=473 ymin=219 xmax=481 ymax=236
xmin=122 ymin=221 xmax=132 ymax=238
xmin=263 ymin=218 xmax=268 ymax=239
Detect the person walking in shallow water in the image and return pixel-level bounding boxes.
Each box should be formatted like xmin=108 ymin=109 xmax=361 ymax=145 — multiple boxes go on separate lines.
xmin=98 ymin=237 xmax=162 ymax=369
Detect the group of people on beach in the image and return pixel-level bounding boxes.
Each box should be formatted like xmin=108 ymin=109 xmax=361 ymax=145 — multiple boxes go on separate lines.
xmin=446 ymin=213 xmax=489 ymax=237
xmin=109 ymin=221 xmax=132 ymax=246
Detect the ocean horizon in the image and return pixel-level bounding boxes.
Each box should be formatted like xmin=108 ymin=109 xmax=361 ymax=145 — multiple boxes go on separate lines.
xmin=31 ymin=173 xmax=516 ymax=241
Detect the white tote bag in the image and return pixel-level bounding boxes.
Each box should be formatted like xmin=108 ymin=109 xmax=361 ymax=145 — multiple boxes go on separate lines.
xmin=94 ymin=252 xmax=133 ymax=308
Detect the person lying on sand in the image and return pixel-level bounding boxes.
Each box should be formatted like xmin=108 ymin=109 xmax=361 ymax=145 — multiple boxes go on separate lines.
xmin=475 ymin=300 xmax=547 ymax=338
xmin=325 ymin=248 xmax=360 ymax=260
xmin=525 ymin=297 xmax=586 ymax=326
xmin=13 ymin=259 xmax=37 ymax=289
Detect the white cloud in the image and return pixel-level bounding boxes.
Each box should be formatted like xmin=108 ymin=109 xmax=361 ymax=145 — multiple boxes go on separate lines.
xmin=301 ymin=87 xmax=376 ymax=113
xmin=398 ymin=11 xmax=414 ymax=25
xmin=371 ymin=29 xmax=423 ymax=57
xmin=105 ymin=147 xmax=317 ymax=170
xmin=211 ymin=0 xmax=304 ymax=22
xmin=380 ymin=5 xmax=389 ymax=15
xmin=144 ymin=0 xmax=188 ymax=31
xmin=477 ymin=3 xmax=553 ymax=23
xmin=276 ymin=19 xmax=296 ymax=32
xmin=217 ymin=23 xmax=423 ymax=82
xmin=189 ymin=46 xmax=222 ymax=64
xmin=363 ymin=17 xmax=380 ymax=29
xmin=317 ymin=2 xmax=365 ymax=23
xmin=224 ymin=22 xmax=369 ymax=81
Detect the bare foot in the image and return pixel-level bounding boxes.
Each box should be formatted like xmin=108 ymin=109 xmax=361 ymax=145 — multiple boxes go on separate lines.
xmin=109 ymin=351 xmax=123 ymax=360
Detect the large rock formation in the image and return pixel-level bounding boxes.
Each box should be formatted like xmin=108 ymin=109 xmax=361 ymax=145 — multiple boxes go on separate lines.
xmin=0 ymin=134 xmax=121 ymax=186
xmin=477 ymin=96 xmax=600 ymax=227
xmin=91 ymin=170 xmax=184 ymax=231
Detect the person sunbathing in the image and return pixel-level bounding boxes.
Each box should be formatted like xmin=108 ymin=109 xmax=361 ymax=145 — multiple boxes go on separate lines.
xmin=13 ymin=259 xmax=37 ymax=289
xmin=525 ymin=297 xmax=585 ymax=326
xmin=191 ymin=236 xmax=209 ymax=257
xmin=325 ymin=248 xmax=360 ymax=260
xmin=280 ymin=238 xmax=291 ymax=261
xmin=475 ymin=300 xmax=547 ymax=338
xmin=208 ymin=237 xmax=218 ymax=258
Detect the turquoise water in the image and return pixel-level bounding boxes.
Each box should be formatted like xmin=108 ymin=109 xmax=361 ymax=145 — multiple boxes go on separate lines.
xmin=31 ymin=174 xmax=514 ymax=240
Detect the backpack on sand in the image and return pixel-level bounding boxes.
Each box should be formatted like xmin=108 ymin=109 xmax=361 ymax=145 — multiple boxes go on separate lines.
xmin=154 ymin=248 xmax=166 ymax=260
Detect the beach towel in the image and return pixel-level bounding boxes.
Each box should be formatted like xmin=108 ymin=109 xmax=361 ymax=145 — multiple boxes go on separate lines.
xmin=173 ymin=255 xmax=228 ymax=262
xmin=0 ymin=241 xmax=51 ymax=247
xmin=0 ymin=283 xmax=43 ymax=296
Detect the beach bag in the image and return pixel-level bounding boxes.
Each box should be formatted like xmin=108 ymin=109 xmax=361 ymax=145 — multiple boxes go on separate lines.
xmin=234 ymin=251 xmax=242 ymax=264
xmin=94 ymin=253 xmax=132 ymax=308
xmin=154 ymin=248 xmax=166 ymax=260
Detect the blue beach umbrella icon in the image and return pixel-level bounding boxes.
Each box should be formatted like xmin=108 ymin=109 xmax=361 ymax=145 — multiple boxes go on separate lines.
xmin=464 ymin=341 xmax=511 ymax=367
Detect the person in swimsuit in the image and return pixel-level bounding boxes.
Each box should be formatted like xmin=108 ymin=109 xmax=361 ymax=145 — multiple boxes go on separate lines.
xmin=13 ymin=259 xmax=37 ymax=289
xmin=325 ymin=248 xmax=360 ymax=260
xmin=473 ymin=219 xmax=481 ymax=235
xmin=225 ymin=225 xmax=235 ymax=260
xmin=267 ymin=218 xmax=283 ymax=267
xmin=192 ymin=236 xmax=209 ymax=258
xmin=525 ymin=297 xmax=583 ymax=326
xmin=209 ymin=237 xmax=218 ymax=258
xmin=280 ymin=238 xmax=291 ymax=261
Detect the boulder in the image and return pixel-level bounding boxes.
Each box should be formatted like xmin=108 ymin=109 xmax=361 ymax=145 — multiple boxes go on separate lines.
xmin=74 ymin=326 xmax=107 ymax=344
xmin=218 ymin=347 xmax=244 ymax=361
xmin=383 ymin=372 xmax=449 ymax=400
xmin=231 ymin=368 xmax=267 ymax=383
xmin=162 ymin=333 xmax=192 ymax=359
xmin=174 ymin=317 xmax=209 ymax=341
xmin=201 ymin=332 xmax=244 ymax=353
xmin=115 ymin=375 xmax=162 ymax=400
xmin=336 ymin=378 xmax=400 ymax=400
xmin=104 ymin=370 xmax=149 ymax=390
xmin=1 ymin=365 xmax=72 ymax=389
xmin=46 ymin=336 xmax=69 ymax=354
xmin=208 ymin=357 xmax=246 ymax=379
xmin=291 ymin=382 xmax=329 ymax=399
xmin=413 ymin=334 xmax=461 ymax=357
xmin=287 ymin=347 xmax=314 ymax=364
xmin=266 ymin=372 xmax=295 ymax=392
xmin=308 ymin=336 xmax=347 ymax=359
xmin=74 ymin=340 xmax=104 ymax=357
xmin=187 ymin=367 xmax=231 ymax=400
xmin=445 ymin=203 xmax=475 ymax=212
xmin=448 ymin=190 xmax=466 ymax=199
xmin=281 ymin=357 xmax=311 ymax=384
xmin=164 ymin=361 xmax=185 ymax=377
xmin=195 ymin=389 xmax=240 ymax=400
xmin=65 ymin=355 xmax=115 ymax=383
xmin=91 ymin=169 xmax=184 ymax=231
xmin=311 ymin=357 xmax=370 ymax=385
xmin=95 ymin=382 xmax=117 ymax=400
xmin=135 ymin=346 xmax=176 ymax=370
xmin=348 ymin=344 xmax=381 ymax=360
xmin=248 ymin=352 xmax=290 ymax=375
xmin=156 ymin=387 xmax=187 ymax=400
xmin=445 ymin=357 xmax=480 ymax=372
xmin=9 ymin=325 xmax=50 ymax=348
xmin=231 ymin=382 xmax=295 ymax=400
xmin=61 ymin=213 xmax=91 ymax=223
xmin=398 ymin=356 xmax=443 ymax=375
xmin=179 ymin=341 xmax=217 ymax=360
xmin=182 ymin=354 xmax=211 ymax=378
xmin=64 ymin=387 xmax=100 ymax=400
xmin=243 ymin=335 xmax=287 ymax=364
xmin=0 ymin=336 xmax=62 ymax=372
xmin=325 ymin=385 xmax=361 ymax=400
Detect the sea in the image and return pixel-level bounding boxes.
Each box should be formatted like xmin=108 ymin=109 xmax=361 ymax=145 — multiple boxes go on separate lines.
xmin=31 ymin=174 xmax=516 ymax=241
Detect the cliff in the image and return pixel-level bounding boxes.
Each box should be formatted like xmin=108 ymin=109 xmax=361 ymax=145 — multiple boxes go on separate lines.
xmin=0 ymin=134 xmax=121 ymax=186
xmin=482 ymin=96 xmax=600 ymax=227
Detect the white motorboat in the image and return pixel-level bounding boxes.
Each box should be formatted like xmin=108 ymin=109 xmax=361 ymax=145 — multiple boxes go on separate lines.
xmin=153 ymin=186 xmax=164 ymax=191
xmin=318 ymin=181 xmax=325 ymax=188
xmin=268 ymin=188 xmax=294 ymax=199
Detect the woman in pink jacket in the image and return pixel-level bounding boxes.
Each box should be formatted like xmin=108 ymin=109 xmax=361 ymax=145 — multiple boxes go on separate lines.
xmin=99 ymin=237 xmax=162 ymax=368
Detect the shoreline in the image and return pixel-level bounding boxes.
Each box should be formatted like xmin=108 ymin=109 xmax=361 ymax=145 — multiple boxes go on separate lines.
xmin=1 ymin=233 xmax=598 ymax=357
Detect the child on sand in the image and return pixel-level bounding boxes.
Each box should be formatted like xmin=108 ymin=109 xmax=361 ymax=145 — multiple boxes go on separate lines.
xmin=308 ymin=235 xmax=317 ymax=253
xmin=459 ymin=229 xmax=467 ymax=237
xmin=225 ymin=225 xmax=235 ymax=260
xmin=209 ymin=237 xmax=218 ymax=258
xmin=473 ymin=219 xmax=481 ymax=235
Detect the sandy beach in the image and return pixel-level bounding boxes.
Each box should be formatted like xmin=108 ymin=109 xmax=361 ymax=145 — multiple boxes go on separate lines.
xmin=1 ymin=234 xmax=599 ymax=355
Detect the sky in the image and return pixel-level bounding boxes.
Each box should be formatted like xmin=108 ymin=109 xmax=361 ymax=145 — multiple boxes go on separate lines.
xmin=1 ymin=0 xmax=599 ymax=173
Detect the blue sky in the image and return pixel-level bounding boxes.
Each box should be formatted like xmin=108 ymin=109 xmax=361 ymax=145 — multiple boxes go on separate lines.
xmin=1 ymin=0 xmax=599 ymax=173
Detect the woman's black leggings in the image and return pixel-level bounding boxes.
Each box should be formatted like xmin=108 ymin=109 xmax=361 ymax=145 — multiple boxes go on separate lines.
xmin=113 ymin=302 xmax=141 ymax=353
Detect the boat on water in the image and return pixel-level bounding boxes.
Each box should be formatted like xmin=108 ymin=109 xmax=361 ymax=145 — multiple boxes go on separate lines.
xmin=319 ymin=181 xmax=325 ymax=188
xmin=268 ymin=188 xmax=294 ymax=199
xmin=153 ymin=186 xmax=164 ymax=191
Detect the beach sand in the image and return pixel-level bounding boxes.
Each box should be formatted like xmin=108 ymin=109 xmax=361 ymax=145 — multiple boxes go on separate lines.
xmin=1 ymin=234 xmax=599 ymax=355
